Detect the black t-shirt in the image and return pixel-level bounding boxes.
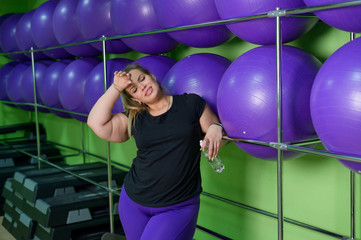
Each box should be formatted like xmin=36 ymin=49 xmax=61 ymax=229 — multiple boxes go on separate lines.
xmin=123 ymin=93 xmax=206 ymax=207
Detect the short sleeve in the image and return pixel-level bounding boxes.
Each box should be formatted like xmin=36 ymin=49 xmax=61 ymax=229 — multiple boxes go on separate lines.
xmin=185 ymin=93 xmax=206 ymax=119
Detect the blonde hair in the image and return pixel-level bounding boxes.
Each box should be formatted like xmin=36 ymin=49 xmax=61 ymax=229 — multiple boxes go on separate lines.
xmin=120 ymin=63 xmax=168 ymax=137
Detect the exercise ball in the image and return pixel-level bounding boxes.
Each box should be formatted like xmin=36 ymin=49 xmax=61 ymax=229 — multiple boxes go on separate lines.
xmin=310 ymin=37 xmax=361 ymax=173
xmin=0 ymin=62 xmax=16 ymax=100
xmin=134 ymin=55 xmax=176 ymax=84
xmin=153 ymin=0 xmax=234 ymax=48
xmin=214 ymin=0 xmax=319 ymax=45
xmin=0 ymin=14 xmax=13 ymax=53
xmin=163 ymin=53 xmax=231 ymax=114
xmin=0 ymin=13 xmax=29 ymax=61
xmin=84 ymin=58 xmax=132 ymax=113
xmin=53 ymin=0 xmax=100 ymax=57
xmin=217 ymin=45 xmax=322 ymax=160
xmin=111 ymin=0 xmax=178 ymax=54
xmin=39 ymin=59 xmax=72 ymax=118
xmin=0 ymin=14 xmax=12 ymax=52
xmin=20 ymin=61 xmax=53 ymax=113
xmin=6 ymin=62 xmax=33 ymax=111
xmin=15 ymin=10 xmax=49 ymax=60
xmin=32 ymin=0 xmax=74 ymax=59
xmin=303 ymin=0 xmax=361 ymax=33
xmin=76 ymin=0 xmax=131 ymax=54
xmin=58 ymin=58 xmax=101 ymax=122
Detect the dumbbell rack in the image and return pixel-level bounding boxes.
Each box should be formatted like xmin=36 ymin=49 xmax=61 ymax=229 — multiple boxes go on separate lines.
xmin=1 ymin=1 xmax=361 ymax=239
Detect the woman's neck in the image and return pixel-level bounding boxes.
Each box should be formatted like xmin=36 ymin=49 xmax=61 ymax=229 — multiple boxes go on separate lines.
xmin=148 ymin=95 xmax=172 ymax=116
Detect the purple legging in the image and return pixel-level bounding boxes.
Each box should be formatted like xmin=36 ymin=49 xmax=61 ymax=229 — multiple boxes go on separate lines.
xmin=118 ymin=187 xmax=200 ymax=240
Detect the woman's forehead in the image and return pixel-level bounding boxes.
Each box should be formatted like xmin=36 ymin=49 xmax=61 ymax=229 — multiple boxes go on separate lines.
xmin=128 ymin=69 xmax=143 ymax=82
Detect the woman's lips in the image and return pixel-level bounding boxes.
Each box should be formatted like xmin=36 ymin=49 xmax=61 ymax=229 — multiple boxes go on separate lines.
xmin=145 ymin=86 xmax=153 ymax=96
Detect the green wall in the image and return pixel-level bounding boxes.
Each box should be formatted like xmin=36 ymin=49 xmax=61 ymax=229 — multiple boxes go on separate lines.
xmin=0 ymin=1 xmax=360 ymax=240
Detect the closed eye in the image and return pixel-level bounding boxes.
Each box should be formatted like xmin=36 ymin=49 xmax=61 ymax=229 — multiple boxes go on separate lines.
xmin=138 ymin=74 xmax=145 ymax=82
xmin=129 ymin=84 xmax=137 ymax=94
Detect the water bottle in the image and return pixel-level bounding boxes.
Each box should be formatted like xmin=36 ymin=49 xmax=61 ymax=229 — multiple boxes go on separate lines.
xmin=200 ymin=140 xmax=225 ymax=173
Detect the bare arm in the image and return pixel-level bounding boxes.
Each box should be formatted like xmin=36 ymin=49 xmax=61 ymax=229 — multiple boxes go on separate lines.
xmin=199 ymin=104 xmax=225 ymax=159
xmin=87 ymin=72 xmax=131 ymax=143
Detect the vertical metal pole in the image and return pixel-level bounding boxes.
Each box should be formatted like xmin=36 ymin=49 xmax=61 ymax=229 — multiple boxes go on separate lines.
xmin=350 ymin=170 xmax=355 ymax=240
xmin=30 ymin=47 xmax=42 ymax=169
xmin=81 ymin=121 xmax=86 ymax=164
xmin=275 ymin=7 xmax=284 ymax=240
xmin=102 ymin=35 xmax=115 ymax=234
xmin=349 ymin=32 xmax=355 ymax=240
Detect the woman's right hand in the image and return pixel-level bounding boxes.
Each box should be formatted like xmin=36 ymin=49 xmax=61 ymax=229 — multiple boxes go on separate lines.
xmin=87 ymin=71 xmax=132 ymax=143
xmin=113 ymin=71 xmax=132 ymax=93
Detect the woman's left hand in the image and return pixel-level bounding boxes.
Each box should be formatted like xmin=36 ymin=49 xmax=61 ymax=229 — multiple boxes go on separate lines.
xmin=202 ymin=123 xmax=223 ymax=160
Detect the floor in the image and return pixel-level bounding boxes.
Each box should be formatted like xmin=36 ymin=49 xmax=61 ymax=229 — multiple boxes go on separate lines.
xmin=0 ymin=216 xmax=15 ymax=240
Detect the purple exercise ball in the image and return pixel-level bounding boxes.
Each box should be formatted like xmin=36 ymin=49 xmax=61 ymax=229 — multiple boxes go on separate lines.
xmin=310 ymin=37 xmax=361 ymax=173
xmin=84 ymin=58 xmax=132 ymax=113
xmin=0 ymin=62 xmax=16 ymax=100
xmin=0 ymin=13 xmax=13 ymax=53
xmin=39 ymin=59 xmax=72 ymax=118
xmin=16 ymin=10 xmax=49 ymax=60
xmin=217 ymin=45 xmax=322 ymax=160
xmin=303 ymin=0 xmax=361 ymax=33
xmin=163 ymin=53 xmax=231 ymax=114
xmin=0 ymin=13 xmax=11 ymax=27
xmin=31 ymin=0 xmax=74 ymax=59
xmin=76 ymin=0 xmax=131 ymax=54
xmin=0 ymin=13 xmax=29 ymax=61
xmin=134 ymin=55 xmax=176 ymax=84
xmin=214 ymin=0 xmax=319 ymax=45
xmin=0 ymin=14 xmax=13 ymax=52
xmin=111 ymin=0 xmax=178 ymax=54
xmin=58 ymin=58 xmax=101 ymax=122
xmin=53 ymin=0 xmax=100 ymax=57
xmin=21 ymin=61 xmax=54 ymax=113
xmin=6 ymin=62 xmax=33 ymax=111
xmin=153 ymin=0 xmax=234 ymax=48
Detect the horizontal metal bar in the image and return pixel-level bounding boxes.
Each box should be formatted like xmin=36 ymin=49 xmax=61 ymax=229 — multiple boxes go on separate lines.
xmin=0 ymin=141 xmax=119 ymax=195
xmin=196 ymin=225 xmax=232 ymax=240
xmin=287 ymin=145 xmax=361 ymax=165
xmin=45 ymin=140 xmax=131 ymax=170
xmin=45 ymin=140 xmax=82 ymax=153
xmin=286 ymin=0 xmax=361 ymax=15
xmin=46 ymin=153 xmax=81 ymax=160
xmin=223 ymin=136 xmax=361 ymax=164
xmin=0 ymin=137 xmax=29 ymax=142
xmin=0 ymin=101 xmax=35 ymax=107
xmin=0 ymin=1 xmax=360 ymax=57
xmin=201 ymin=192 xmax=348 ymax=239
xmin=223 ymin=136 xmax=271 ymax=147
xmin=83 ymin=150 xmax=131 ymax=170
xmin=0 ymin=100 xmax=88 ymax=117
xmin=286 ymin=138 xmax=321 ymax=146
xmin=36 ymin=104 xmax=88 ymax=116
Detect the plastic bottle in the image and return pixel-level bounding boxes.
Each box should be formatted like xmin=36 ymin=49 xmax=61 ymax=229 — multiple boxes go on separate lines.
xmin=200 ymin=140 xmax=224 ymax=173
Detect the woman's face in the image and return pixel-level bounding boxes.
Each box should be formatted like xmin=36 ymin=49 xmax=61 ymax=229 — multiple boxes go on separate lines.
xmin=125 ymin=69 xmax=160 ymax=104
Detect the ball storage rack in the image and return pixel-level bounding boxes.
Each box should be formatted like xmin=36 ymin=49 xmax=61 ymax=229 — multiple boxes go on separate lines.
xmin=1 ymin=1 xmax=361 ymax=240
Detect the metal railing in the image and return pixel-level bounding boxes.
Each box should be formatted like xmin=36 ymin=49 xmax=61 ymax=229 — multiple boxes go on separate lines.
xmin=1 ymin=1 xmax=361 ymax=239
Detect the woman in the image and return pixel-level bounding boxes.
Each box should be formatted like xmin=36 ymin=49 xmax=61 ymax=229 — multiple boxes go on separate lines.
xmin=87 ymin=63 xmax=224 ymax=240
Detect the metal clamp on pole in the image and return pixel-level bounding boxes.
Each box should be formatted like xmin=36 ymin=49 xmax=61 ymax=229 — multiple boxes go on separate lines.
xmin=268 ymin=9 xmax=286 ymax=17
xmin=270 ymin=142 xmax=288 ymax=151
